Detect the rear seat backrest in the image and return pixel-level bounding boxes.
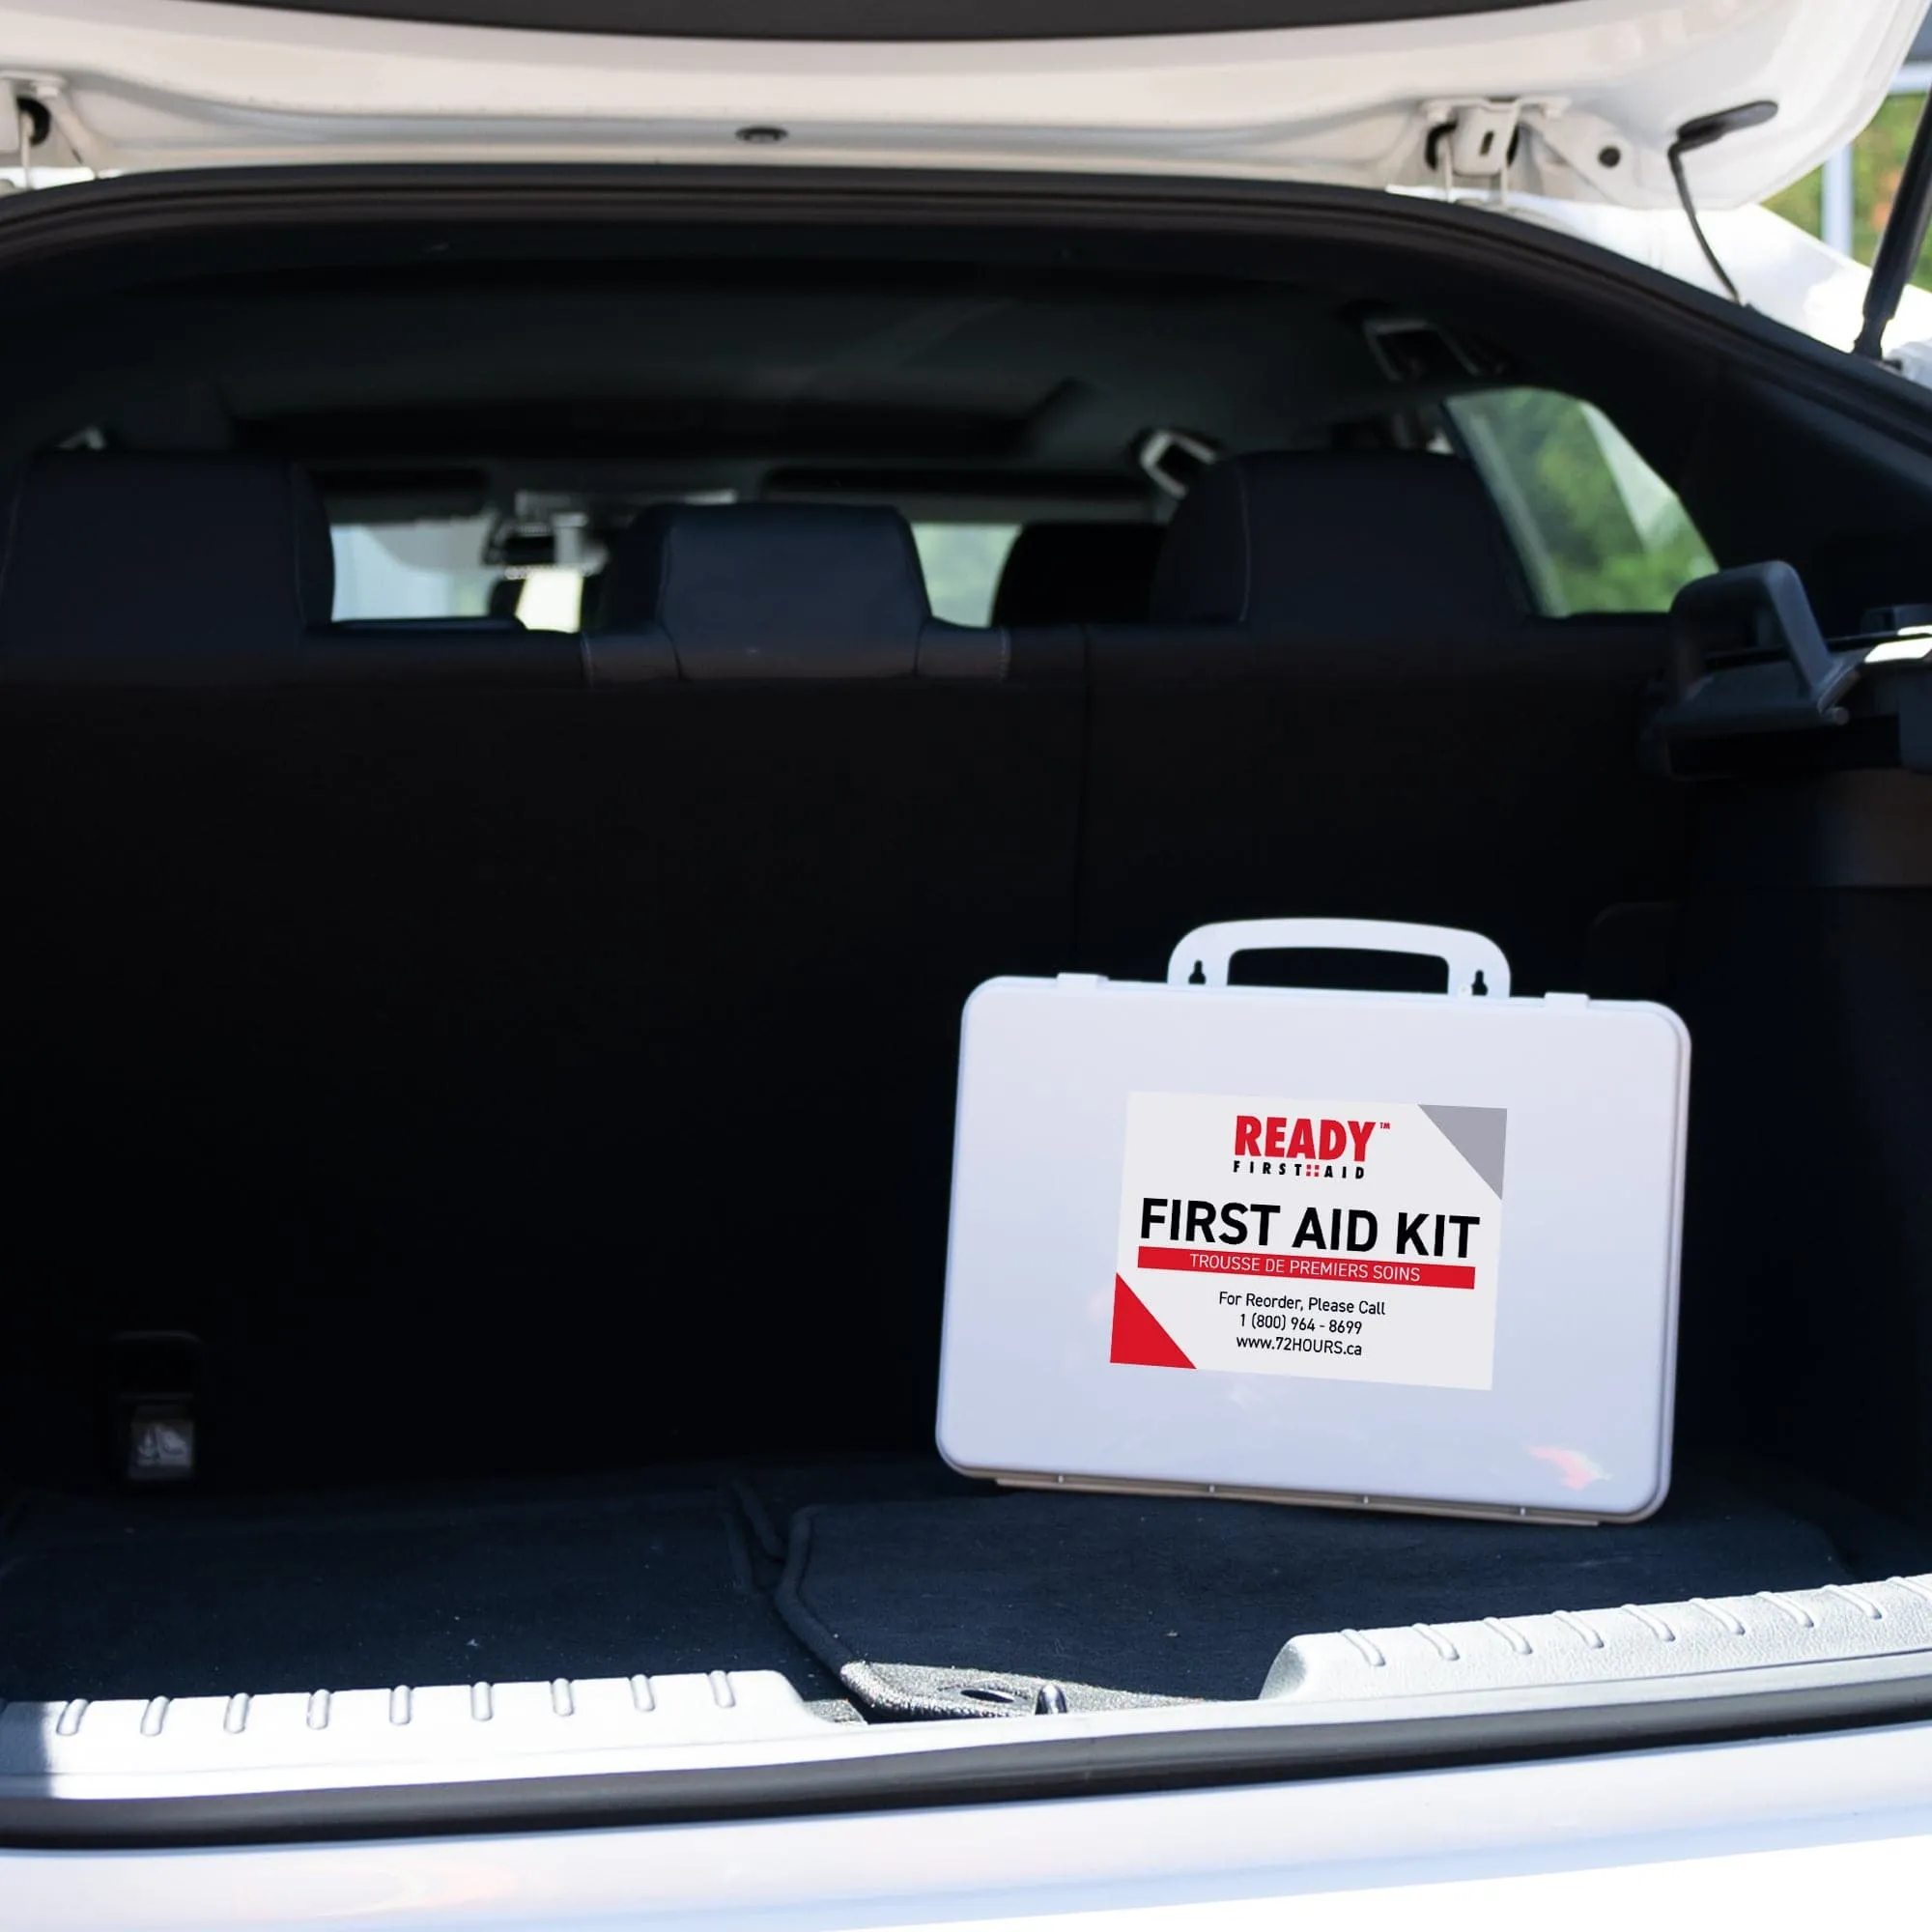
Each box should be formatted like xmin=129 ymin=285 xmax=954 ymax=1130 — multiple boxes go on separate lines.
xmin=992 ymin=521 xmax=1163 ymax=626
xmin=0 ymin=454 xmax=582 ymax=685
xmin=0 ymin=467 xmax=1084 ymax=1486
xmin=1078 ymin=449 xmax=1688 ymax=995
xmin=1150 ymin=450 xmax=1526 ymax=637
xmin=0 ymin=454 xmax=332 ymax=678
xmin=588 ymin=501 xmax=1008 ymax=681
xmin=0 ymin=445 xmax=1683 ymax=1485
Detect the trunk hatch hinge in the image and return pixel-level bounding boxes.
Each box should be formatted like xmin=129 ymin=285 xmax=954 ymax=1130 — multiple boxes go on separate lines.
xmin=3 ymin=75 xmax=89 ymax=191
xmin=1421 ymin=97 xmax=1569 ymax=208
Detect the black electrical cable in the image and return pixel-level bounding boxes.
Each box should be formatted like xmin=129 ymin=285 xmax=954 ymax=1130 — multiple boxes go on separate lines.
xmin=1856 ymin=84 xmax=1932 ymax=359
xmin=1666 ymin=100 xmax=1777 ymax=308
xmin=1667 ymin=145 xmax=1742 ymax=303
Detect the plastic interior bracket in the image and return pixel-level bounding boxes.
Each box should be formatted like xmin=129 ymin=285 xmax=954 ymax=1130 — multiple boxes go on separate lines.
xmin=1658 ymin=561 xmax=1860 ymax=746
xmin=1167 ymin=918 xmax=1512 ymax=999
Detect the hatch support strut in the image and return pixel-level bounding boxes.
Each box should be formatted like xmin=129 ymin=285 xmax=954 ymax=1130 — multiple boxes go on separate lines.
xmin=1856 ymin=82 xmax=1932 ymax=360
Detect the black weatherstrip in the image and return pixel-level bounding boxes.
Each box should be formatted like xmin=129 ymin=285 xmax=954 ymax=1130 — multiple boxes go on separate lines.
xmin=213 ymin=0 xmax=1565 ymax=40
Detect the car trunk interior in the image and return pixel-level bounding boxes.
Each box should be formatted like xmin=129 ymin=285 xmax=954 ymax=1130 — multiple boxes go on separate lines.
xmin=2 ymin=184 xmax=1931 ymax=1730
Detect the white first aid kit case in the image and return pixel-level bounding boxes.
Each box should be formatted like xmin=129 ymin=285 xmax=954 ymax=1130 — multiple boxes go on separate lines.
xmin=936 ymin=920 xmax=1690 ymax=1523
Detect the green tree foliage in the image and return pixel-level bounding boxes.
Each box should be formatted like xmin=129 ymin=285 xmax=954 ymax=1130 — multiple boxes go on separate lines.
xmin=1766 ymin=91 xmax=1932 ymax=284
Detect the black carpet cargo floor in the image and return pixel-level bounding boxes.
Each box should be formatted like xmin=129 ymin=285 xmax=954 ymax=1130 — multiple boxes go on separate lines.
xmin=0 ymin=1476 xmax=839 ymax=1704
xmin=773 ymin=1469 xmax=1886 ymax=1716
xmin=2 ymin=1459 xmax=1920 ymax=1717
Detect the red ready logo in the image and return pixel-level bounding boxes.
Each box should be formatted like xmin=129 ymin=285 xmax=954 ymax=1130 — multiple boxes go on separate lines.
xmin=1234 ymin=1115 xmax=1379 ymax=1163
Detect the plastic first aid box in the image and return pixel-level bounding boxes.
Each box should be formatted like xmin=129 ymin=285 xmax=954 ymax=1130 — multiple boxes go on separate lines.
xmin=936 ymin=920 xmax=1690 ymax=1523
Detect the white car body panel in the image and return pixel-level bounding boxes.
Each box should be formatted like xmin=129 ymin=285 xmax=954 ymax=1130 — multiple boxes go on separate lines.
xmin=0 ymin=0 xmax=1919 ymax=211
xmin=3 ymin=1 xmax=1929 ymax=370
xmin=0 ymin=3 xmax=1929 ymax=1921
xmin=4 ymin=1719 xmax=1930 ymax=1927
xmin=1500 ymin=194 xmax=1932 ymax=360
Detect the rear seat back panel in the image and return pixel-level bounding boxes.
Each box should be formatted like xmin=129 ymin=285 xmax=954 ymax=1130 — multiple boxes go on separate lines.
xmin=0 ymin=451 xmax=1690 ymax=1486
xmin=1076 ymin=621 xmax=1691 ymax=996
xmin=1150 ymin=450 xmax=1528 ymax=636
xmin=591 ymin=501 xmax=1010 ymax=683
xmin=0 ymin=455 xmax=332 ymax=679
xmin=0 ymin=677 xmax=1086 ymax=1486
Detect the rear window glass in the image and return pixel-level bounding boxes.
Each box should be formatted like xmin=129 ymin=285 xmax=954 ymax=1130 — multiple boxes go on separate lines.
xmin=332 ymin=520 xmax=586 ymax=633
xmin=331 ymin=518 xmax=1015 ymax=631
xmin=330 ymin=518 xmax=497 ymax=621
xmin=1446 ymin=388 xmax=1716 ymax=615
xmin=912 ymin=523 xmax=1020 ymax=626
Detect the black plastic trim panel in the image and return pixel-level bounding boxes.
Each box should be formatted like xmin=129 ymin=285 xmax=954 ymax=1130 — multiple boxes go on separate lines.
xmin=213 ymin=0 xmax=1561 ymax=41
xmin=0 ymin=165 xmax=1926 ymax=459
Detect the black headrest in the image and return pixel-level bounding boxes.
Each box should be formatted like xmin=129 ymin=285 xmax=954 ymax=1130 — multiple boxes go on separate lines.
xmin=594 ymin=502 xmax=1002 ymax=679
xmin=1150 ymin=451 xmax=1525 ymax=634
xmin=992 ymin=522 xmax=1163 ymax=627
xmin=0 ymin=455 xmax=334 ymax=676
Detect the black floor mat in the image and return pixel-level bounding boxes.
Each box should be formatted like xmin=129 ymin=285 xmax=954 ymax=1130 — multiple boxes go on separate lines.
xmin=776 ymin=1469 xmax=1875 ymax=1716
xmin=9 ymin=1458 xmax=1919 ymax=1718
xmin=0 ymin=1476 xmax=840 ymax=1703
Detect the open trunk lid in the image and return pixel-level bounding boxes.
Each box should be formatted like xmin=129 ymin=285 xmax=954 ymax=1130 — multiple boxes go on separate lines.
xmin=0 ymin=0 xmax=1921 ymax=210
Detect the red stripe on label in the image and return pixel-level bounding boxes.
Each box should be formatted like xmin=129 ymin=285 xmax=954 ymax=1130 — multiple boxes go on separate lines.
xmin=1135 ymin=1246 xmax=1475 ymax=1290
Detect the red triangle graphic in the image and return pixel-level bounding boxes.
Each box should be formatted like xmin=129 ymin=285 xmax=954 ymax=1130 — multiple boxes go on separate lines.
xmin=1110 ymin=1275 xmax=1196 ymax=1370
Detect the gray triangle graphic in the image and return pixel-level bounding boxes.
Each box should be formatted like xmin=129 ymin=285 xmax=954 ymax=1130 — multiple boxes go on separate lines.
xmin=1420 ymin=1105 xmax=1507 ymax=1196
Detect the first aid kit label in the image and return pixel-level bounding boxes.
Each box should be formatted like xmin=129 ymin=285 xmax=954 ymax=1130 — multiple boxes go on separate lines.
xmin=1112 ymin=1092 xmax=1506 ymax=1390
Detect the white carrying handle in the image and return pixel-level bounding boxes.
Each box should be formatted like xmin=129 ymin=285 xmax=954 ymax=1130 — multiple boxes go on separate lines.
xmin=1166 ymin=918 xmax=1511 ymax=999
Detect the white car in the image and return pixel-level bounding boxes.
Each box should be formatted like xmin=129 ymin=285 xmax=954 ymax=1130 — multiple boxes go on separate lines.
xmin=3 ymin=2 xmax=1932 ymax=1926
